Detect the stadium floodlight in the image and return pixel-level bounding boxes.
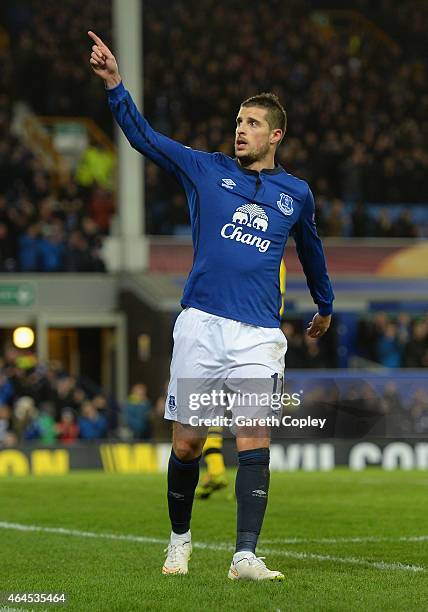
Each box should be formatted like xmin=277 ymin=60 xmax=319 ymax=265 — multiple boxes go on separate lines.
xmin=12 ymin=326 xmax=35 ymax=349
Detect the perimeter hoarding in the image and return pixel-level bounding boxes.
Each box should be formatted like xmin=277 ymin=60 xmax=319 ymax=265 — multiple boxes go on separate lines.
xmin=0 ymin=440 xmax=427 ymax=476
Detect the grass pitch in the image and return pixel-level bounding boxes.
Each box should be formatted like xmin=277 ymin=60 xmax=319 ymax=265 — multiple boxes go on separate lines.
xmin=1 ymin=469 xmax=427 ymax=611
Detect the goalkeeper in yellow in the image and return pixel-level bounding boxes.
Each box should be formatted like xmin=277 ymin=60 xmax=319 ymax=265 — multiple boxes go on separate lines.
xmin=196 ymin=259 xmax=287 ymax=499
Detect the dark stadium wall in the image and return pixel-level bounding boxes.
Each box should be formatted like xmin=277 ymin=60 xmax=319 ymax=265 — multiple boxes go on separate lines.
xmin=119 ymin=290 xmax=172 ymax=400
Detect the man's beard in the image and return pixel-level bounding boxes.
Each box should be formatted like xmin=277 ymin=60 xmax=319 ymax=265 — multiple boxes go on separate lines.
xmin=236 ymin=142 xmax=270 ymax=167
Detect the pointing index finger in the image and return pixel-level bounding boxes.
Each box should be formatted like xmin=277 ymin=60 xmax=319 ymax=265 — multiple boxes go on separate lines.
xmin=88 ymin=30 xmax=102 ymax=44
xmin=88 ymin=30 xmax=112 ymax=55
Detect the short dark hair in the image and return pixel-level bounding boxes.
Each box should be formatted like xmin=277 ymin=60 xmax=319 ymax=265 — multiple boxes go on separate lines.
xmin=241 ymin=93 xmax=287 ymax=144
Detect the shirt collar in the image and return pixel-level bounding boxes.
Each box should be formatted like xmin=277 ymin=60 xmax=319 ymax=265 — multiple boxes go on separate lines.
xmin=234 ymin=158 xmax=284 ymax=176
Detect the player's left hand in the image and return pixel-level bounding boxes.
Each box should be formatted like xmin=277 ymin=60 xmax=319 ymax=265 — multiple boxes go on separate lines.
xmin=306 ymin=313 xmax=331 ymax=338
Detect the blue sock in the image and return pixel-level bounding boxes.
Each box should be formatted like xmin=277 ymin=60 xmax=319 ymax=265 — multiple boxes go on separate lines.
xmin=167 ymin=449 xmax=201 ymax=535
xmin=235 ymin=448 xmax=270 ymax=553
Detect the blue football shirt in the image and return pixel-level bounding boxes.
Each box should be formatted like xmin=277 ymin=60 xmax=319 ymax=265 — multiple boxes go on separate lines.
xmin=107 ymin=82 xmax=334 ymax=328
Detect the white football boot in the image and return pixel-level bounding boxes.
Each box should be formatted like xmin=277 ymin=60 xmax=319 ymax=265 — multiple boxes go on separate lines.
xmin=228 ymin=551 xmax=284 ymax=581
xmin=162 ymin=532 xmax=192 ymax=575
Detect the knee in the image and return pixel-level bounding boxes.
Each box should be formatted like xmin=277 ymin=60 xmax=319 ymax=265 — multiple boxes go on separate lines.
xmin=173 ymin=440 xmax=203 ymax=462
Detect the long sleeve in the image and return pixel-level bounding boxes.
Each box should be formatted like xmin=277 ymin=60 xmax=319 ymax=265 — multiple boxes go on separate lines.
xmin=291 ymin=187 xmax=334 ymax=315
xmin=106 ymin=81 xmax=209 ymax=181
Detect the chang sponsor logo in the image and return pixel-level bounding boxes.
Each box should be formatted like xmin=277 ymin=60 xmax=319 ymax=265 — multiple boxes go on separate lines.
xmin=221 ymin=203 xmax=271 ymax=253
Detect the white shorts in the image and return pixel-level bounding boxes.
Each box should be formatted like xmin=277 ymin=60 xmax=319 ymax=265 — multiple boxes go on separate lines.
xmin=164 ymin=307 xmax=287 ymax=425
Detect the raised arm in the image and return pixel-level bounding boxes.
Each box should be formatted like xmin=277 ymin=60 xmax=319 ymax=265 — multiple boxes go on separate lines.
xmin=291 ymin=187 xmax=335 ymax=338
xmin=87 ymin=31 xmax=208 ymax=179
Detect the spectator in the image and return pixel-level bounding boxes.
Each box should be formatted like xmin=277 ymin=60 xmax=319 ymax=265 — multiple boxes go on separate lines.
xmin=404 ymin=320 xmax=428 ymax=367
xmin=54 ymin=376 xmax=80 ymax=421
xmin=391 ymin=210 xmax=417 ymax=238
xmin=282 ymin=321 xmax=306 ymax=368
xmin=13 ymin=395 xmax=38 ymax=441
xmin=342 ymin=144 xmax=367 ymax=203
xmin=0 ymin=371 xmax=14 ymax=405
xmin=88 ymin=187 xmax=115 ymax=235
xmin=78 ymin=400 xmax=107 ymax=440
xmin=376 ymin=323 xmax=403 ymax=367
xmin=56 ymin=409 xmax=80 ymax=444
xmin=373 ymin=209 xmax=394 ymax=238
xmin=302 ymin=335 xmax=327 ymax=368
xmin=323 ymin=199 xmax=346 ymax=237
xmin=409 ymin=388 xmax=428 ymax=434
xmin=37 ymin=402 xmax=57 ymax=444
xmin=63 ymin=230 xmax=105 ymax=272
xmin=19 ymin=224 xmax=41 ymax=271
xmin=351 ymin=202 xmax=372 ymax=237
xmin=0 ymin=222 xmax=18 ymax=271
xmin=0 ymin=404 xmax=12 ymax=446
xmin=39 ymin=223 xmax=66 ymax=271
xmin=358 ymin=313 xmax=428 ymax=368
xmin=396 ymin=313 xmax=412 ymax=345
xmin=124 ymin=383 xmax=152 ymax=440
xmin=381 ymin=382 xmax=412 ymax=436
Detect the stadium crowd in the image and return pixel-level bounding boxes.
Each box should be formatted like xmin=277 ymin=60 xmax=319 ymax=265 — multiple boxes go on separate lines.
xmin=285 ymin=377 xmax=428 ymax=438
xmin=0 ymin=1 xmax=113 ymax=271
xmin=0 ymin=347 xmax=173 ymax=447
xmin=357 ymin=312 xmax=428 ymax=368
xmin=281 ymin=319 xmax=337 ymax=369
xmin=0 ymin=347 xmax=119 ymax=447
xmin=0 ymin=0 xmax=426 ymax=239
xmin=142 ymin=0 xmax=427 ymax=233
xmin=1 ymin=311 xmax=427 ymax=447
xmin=0 ymin=98 xmax=110 ymax=272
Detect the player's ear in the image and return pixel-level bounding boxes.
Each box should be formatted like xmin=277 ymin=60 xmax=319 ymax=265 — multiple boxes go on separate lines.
xmin=271 ymin=129 xmax=283 ymax=145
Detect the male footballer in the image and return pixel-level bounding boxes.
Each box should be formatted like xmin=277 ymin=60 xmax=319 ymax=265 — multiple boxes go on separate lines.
xmin=195 ymin=259 xmax=286 ymax=500
xmin=89 ymin=31 xmax=334 ymax=581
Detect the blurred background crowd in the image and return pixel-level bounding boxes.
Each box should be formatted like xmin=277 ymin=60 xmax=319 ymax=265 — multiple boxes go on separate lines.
xmin=357 ymin=312 xmax=428 ymax=368
xmin=0 ymin=0 xmax=426 ymax=244
xmin=0 ymin=0 xmax=426 ymax=449
xmin=0 ymin=347 xmax=171 ymax=447
xmin=284 ymin=312 xmax=428 ymax=370
xmin=0 ymin=0 xmax=114 ymax=271
xmin=142 ymin=0 xmax=427 ymax=234
xmin=0 ymin=310 xmax=427 ymax=448
xmin=286 ymin=377 xmax=428 ymax=438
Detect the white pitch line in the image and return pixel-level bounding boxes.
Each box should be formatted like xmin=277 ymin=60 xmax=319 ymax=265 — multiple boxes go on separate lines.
xmin=0 ymin=608 xmax=45 ymax=612
xmin=0 ymin=521 xmax=424 ymax=573
xmin=0 ymin=521 xmax=166 ymax=546
xmin=256 ymin=548 xmax=424 ymax=573
xmin=0 ymin=608 xmax=41 ymax=612
xmin=260 ymin=535 xmax=428 ymax=545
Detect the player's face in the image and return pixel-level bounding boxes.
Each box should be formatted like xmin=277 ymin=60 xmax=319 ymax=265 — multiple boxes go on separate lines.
xmin=235 ymin=106 xmax=272 ymax=164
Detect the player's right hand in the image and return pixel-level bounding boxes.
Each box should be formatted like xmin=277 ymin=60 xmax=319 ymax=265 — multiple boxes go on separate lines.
xmin=88 ymin=31 xmax=121 ymax=86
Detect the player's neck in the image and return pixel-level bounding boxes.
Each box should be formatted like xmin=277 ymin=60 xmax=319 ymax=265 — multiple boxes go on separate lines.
xmin=238 ymin=154 xmax=276 ymax=173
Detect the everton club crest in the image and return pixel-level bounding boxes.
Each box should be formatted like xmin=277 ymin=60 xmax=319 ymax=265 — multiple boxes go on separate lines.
xmin=277 ymin=193 xmax=294 ymax=216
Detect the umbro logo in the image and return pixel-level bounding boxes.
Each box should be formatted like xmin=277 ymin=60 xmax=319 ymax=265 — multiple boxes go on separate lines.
xmin=168 ymin=491 xmax=184 ymax=499
xmin=221 ymin=178 xmax=236 ymax=189
xmin=252 ymin=489 xmax=267 ymax=498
